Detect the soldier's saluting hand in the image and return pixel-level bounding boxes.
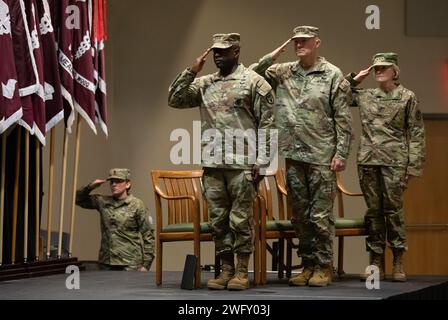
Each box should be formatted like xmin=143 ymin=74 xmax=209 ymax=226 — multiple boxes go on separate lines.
xmin=189 ymin=48 xmax=212 ymax=75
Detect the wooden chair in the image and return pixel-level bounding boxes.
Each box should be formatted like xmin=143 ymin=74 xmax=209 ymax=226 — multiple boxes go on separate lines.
xmin=258 ymin=169 xmax=367 ymax=283
xmin=258 ymin=169 xmax=296 ymax=284
xmin=151 ymin=170 xmax=210 ymax=288
xmin=335 ymin=172 xmax=368 ymax=276
xmin=151 ymin=169 xmax=261 ymax=288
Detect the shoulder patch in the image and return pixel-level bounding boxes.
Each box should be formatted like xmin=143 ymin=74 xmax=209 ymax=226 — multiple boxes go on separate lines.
xmin=339 ymin=79 xmax=350 ymax=92
xmin=256 ymin=80 xmax=272 ymax=97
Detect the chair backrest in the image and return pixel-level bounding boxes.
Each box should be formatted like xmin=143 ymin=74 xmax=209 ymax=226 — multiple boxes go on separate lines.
xmin=335 ymin=172 xmax=363 ymax=218
xmin=151 ymin=170 xmax=209 ymax=227
xmin=258 ymin=169 xmax=291 ymax=221
xmin=267 ymin=169 xmax=362 ymax=219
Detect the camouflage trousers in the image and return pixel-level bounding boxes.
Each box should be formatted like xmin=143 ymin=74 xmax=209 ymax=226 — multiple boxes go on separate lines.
xmin=202 ymin=168 xmax=255 ymax=255
xmin=285 ymin=159 xmax=336 ymax=266
xmin=358 ymin=165 xmax=407 ymax=254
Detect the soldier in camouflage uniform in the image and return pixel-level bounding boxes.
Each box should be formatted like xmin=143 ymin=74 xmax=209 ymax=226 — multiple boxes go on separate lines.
xmin=76 ymin=168 xmax=155 ymax=271
xmin=251 ymin=26 xmax=353 ymax=287
xmin=347 ymin=53 xmax=425 ymax=282
xmin=168 ymin=33 xmax=275 ymax=290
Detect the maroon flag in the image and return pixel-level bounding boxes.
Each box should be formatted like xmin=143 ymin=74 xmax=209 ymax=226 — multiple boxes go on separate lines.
xmin=47 ymin=0 xmax=59 ymax=36
xmin=93 ymin=41 xmax=107 ymax=136
xmin=23 ymin=0 xmax=46 ymax=145
xmin=92 ymin=0 xmax=107 ymax=136
xmin=0 ymin=0 xmax=22 ymax=134
xmin=10 ymin=0 xmax=38 ymax=135
xmin=37 ymin=0 xmax=64 ymax=132
xmin=57 ymin=0 xmax=75 ymax=131
xmin=72 ymin=0 xmax=96 ymax=134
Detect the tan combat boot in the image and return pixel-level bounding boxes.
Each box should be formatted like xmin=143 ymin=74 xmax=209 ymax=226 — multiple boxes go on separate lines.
xmin=227 ymin=253 xmax=250 ymax=291
xmin=308 ymin=264 xmax=333 ymax=287
xmin=207 ymin=252 xmax=235 ymax=290
xmin=288 ymin=261 xmax=314 ymax=286
xmin=360 ymin=252 xmax=385 ymax=281
xmin=392 ymin=249 xmax=407 ymax=282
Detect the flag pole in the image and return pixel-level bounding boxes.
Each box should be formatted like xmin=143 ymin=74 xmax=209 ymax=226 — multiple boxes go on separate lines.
xmin=0 ymin=134 xmax=7 ymax=265
xmin=35 ymin=137 xmax=40 ymax=261
xmin=46 ymin=128 xmax=55 ymax=259
xmin=12 ymin=127 xmax=22 ymax=264
xmin=68 ymin=116 xmax=81 ymax=257
xmin=57 ymin=128 xmax=69 ymax=258
xmin=23 ymin=131 xmax=30 ymax=263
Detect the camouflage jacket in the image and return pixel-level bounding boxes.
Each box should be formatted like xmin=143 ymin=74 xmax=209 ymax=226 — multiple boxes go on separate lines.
xmin=347 ymin=74 xmax=426 ymax=176
xmin=168 ymin=63 xmax=275 ymax=169
xmin=251 ymin=54 xmax=353 ymax=165
xmin=76 ymin=184 xmax=155 ymax=270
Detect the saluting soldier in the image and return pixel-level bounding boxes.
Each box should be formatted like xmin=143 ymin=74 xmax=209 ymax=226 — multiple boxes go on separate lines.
xmin=168 ymin=33 xmax=275 ymax=290
xmin=76 ymin=168 xmax=155 ymax=271
xmin=251 ymin=26 xmax=353 ymax=287
xmin=347 ymin=53 xmax=426 ymax=282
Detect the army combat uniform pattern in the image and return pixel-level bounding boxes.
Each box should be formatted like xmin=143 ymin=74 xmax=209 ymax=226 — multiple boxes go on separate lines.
xmin=76 ymin=184 xmax=155 ymax=270
xmin=168 ymin=64 xmax=275 ymax=254
xmin=347 ymin=74 xmax=426 ymax=254
xmin=252 ymin=53 xmax=353 ymax=266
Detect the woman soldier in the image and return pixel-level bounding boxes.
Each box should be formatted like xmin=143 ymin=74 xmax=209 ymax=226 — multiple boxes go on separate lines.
xmin=347 ymin=53 xmax=425 ymax=282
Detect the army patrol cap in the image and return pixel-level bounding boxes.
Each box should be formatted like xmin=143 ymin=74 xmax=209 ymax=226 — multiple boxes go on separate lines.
xmin=107 ymin=168 xmax=131 ymax=181
xmin=371 ymin=52 xmax=398 ymax=67
xmin=292 ymin=26 xmax=319 ymax=39
xmin=211 ymin=33 xmax=240 ymax=49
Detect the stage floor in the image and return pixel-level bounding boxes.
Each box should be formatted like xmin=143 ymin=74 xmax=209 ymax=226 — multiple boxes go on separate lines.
xmin=0 ymin=268 xmax=447 ymax=300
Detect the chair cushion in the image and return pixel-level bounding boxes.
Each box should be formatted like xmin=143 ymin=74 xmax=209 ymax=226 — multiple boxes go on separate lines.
xmin=265 ymin=218 xmax=365 ymax=231
xmin=335 ymin=218 xmax=365 ymax=229
xmin=162 ymin=222 xmax=212 ymax=233
xmin=266 ymin=220 xmax=293 ymax=231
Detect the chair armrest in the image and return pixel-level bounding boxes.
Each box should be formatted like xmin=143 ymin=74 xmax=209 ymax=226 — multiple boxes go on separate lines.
xmin=277 ymin=182 xmax=288 ymax=196
xmin=337 ymin=183 xmax=363 ymax=197
xmin=154 ymin=185 xmax=197 ymax=202
xmin=154 ymin=185 xmax=201 ymax=233
xmin=336 ymin=173 xmax=363 ymax=197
